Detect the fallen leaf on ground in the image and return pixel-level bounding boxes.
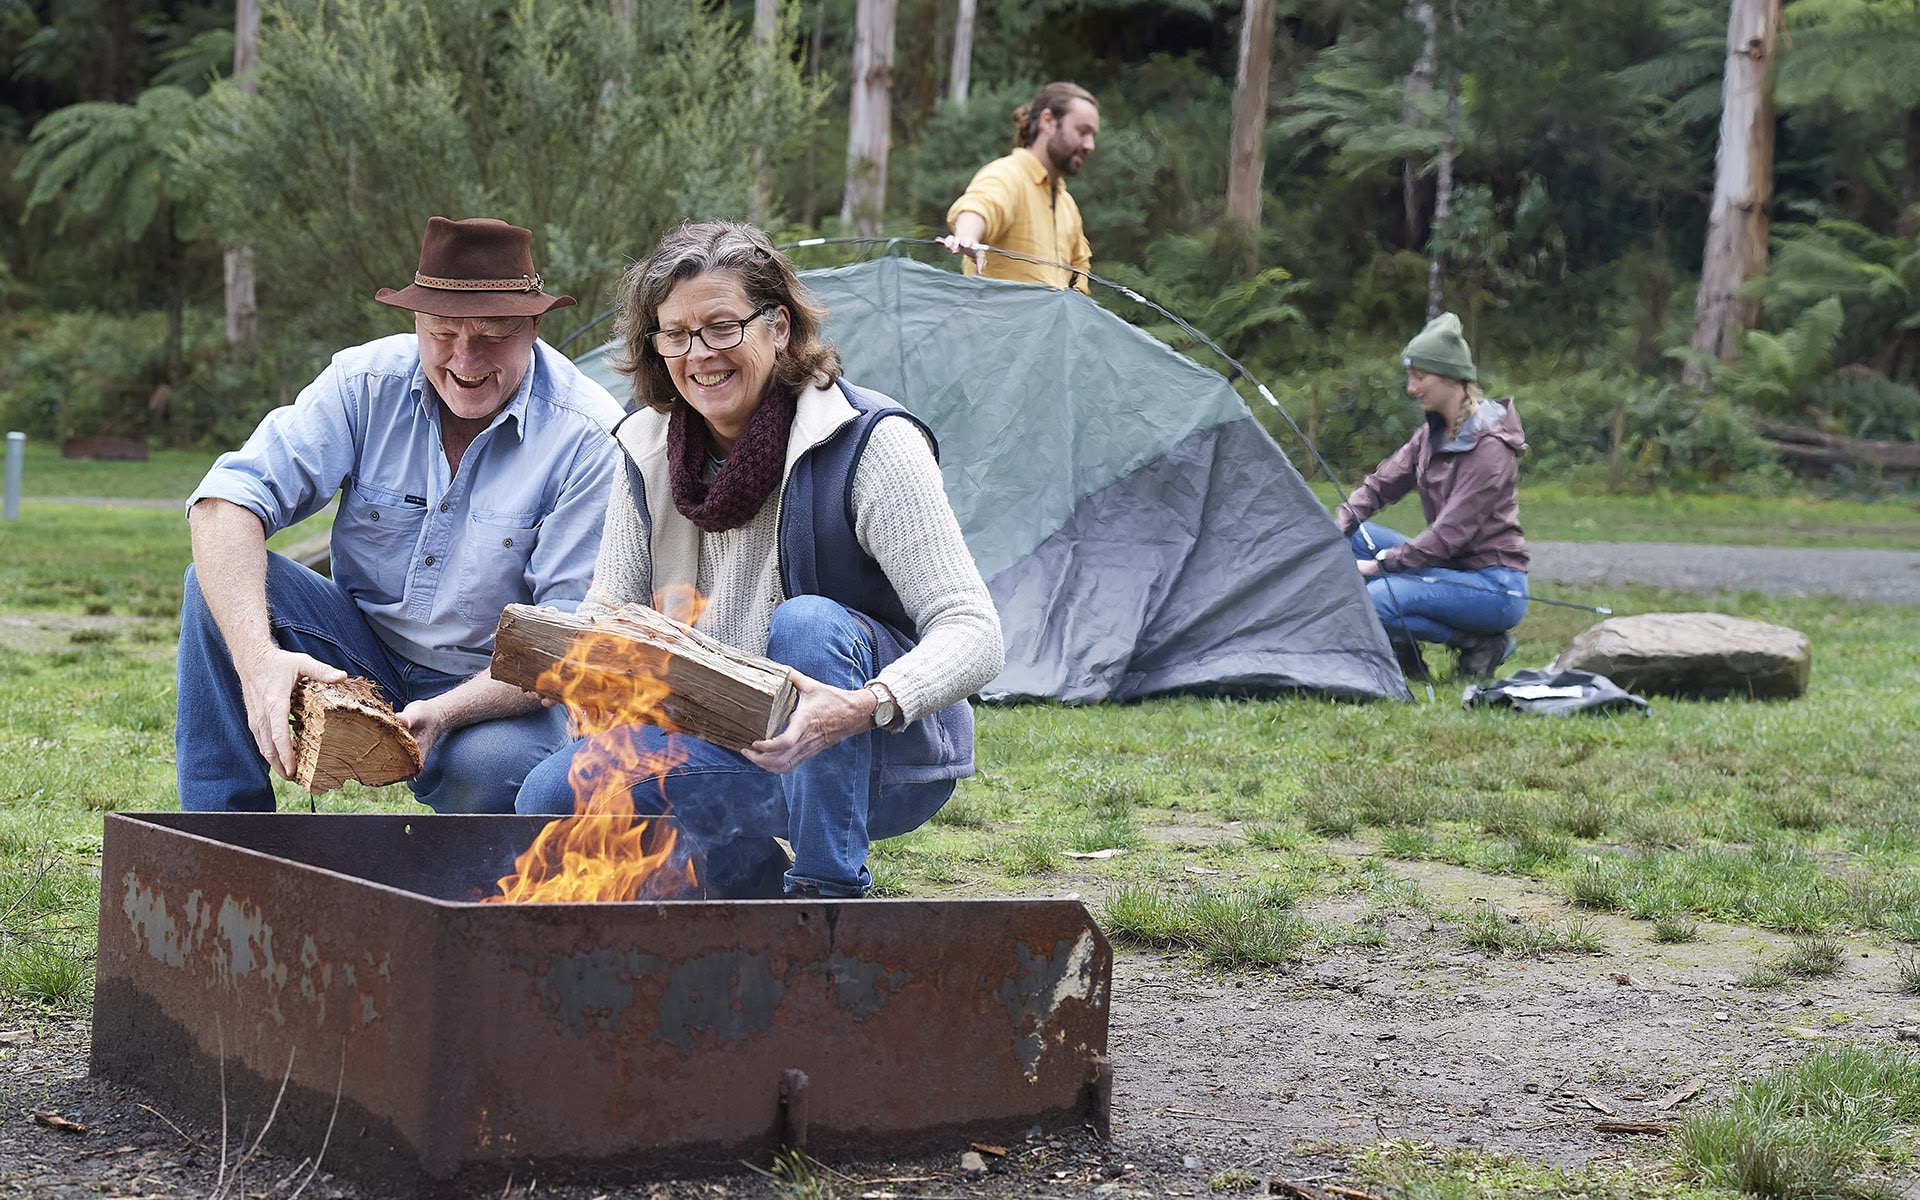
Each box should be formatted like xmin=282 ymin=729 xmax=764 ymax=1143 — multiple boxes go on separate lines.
xmin=969 ymin=1143 xmax=1008 ymax=1157
xmin=1062 ymin=849 xmax=1125 ymax=859
xmin=1184 ymin=866 xmax=1221 ymax=875
xmin=1594 ymin=1120 xmax=1672 ymax=1135
xmin=31 ymin=1113 xmax=87 ymax=1134
xmin=0 ymin=1031 xmax=28 ymax=1045
xmin=1656 ymin=1078 xmax=1705 ymax=1110
xmin=1582 ymin=1095 xmax=1618 ymax=1115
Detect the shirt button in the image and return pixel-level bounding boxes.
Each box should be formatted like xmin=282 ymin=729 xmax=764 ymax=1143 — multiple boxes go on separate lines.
xmin=369 ymin=510 xmax=380 ymax=522
xmin=439 ymin=502 xmax=450 ymax=513
xmin=424 ymin=555 xmax=436 ymax=566
xmin=502 ymin=537 xmax=513 ymax=548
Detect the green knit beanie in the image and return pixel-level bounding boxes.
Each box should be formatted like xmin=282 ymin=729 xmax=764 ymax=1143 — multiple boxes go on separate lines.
xmin=1401 ymin=312 xmax=1476 ymax=381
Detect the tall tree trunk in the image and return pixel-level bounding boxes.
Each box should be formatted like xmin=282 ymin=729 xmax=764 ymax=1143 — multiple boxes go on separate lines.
xmin=749 ymin=0 xmax=778 ymax=225
xmin=1402 ymin=0 xmax=1437 ymax=249
xmin=949 ymin=0 xmax=977 ymax=104
xmin=840 ymin=0 xmax=896 ymax=236
xmin=800 ymin=0 xmax=827 ymax=224
xmin=224 ymin=0 xmax=261 ymax=356
xmin=1425 ymin=71 xmax=1459 ymax=320
xmin=600 ymin=2 xmax=636 ymax=112
xmin=1900 ymin=106 xmax=1920 ymax=241
xmin=1685 ymin=0 xmax=1782 ymax=389
xmin=1226 ymin=0 xmax=1275 ymax=243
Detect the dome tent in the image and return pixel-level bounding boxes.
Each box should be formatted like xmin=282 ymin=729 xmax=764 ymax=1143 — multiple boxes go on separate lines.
xmin=577 ymin=255 xmax=1408 ymax=703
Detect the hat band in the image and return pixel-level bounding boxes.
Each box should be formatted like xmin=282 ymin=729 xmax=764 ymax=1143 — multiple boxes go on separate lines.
xmin=414 ymin=271 xmax=546 ymax=293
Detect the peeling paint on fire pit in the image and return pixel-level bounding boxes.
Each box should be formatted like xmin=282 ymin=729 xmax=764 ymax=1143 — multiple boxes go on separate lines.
xmin=655 ymin=951 xmax=783 ymax=1050
xmin=515 ymin=947 xmax=660 ymax=1035
xmin=122 ymin=871 xmax=186 ymax=968
xmin=995 ymin=931 xmax=1099 ymax=1082
xmin=819 ymin=950 xmax=911 ymax=1019
xmin=517 ymin=947 xmax=786 ymax=1048
xmin=113 ymin=869 xmax=383 ymax=1039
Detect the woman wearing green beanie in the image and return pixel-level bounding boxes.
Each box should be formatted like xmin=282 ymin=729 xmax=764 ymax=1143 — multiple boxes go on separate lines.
xmin=1333 ymin=313 xmax=1529 ymax=679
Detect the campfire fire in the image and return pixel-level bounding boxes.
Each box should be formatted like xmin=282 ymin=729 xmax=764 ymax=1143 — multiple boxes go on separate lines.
xmin=488 ymin=590 xmax=709 ymax=904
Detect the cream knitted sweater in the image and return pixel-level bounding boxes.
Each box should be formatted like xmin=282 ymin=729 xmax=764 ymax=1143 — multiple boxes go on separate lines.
xmin=583 ymin=392 xmax=1004 ymax=726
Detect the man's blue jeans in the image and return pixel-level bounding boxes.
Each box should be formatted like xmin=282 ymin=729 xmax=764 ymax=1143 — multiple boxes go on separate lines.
xmin=176 ymin=553 xmax=571 ymax=813
xmin=1348 ymin=523 xmax=1529 ymax=646
xmin=516 ymin=595 xmax=954 ymax=898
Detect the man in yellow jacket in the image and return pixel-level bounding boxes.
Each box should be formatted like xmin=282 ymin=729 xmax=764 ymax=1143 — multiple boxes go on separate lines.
xmin=942 ymin=82 xmax=1100 ymax=293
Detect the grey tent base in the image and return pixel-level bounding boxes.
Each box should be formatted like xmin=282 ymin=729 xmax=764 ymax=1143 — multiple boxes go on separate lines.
xmin=984 ymin=415 xmax=1409 ymax=703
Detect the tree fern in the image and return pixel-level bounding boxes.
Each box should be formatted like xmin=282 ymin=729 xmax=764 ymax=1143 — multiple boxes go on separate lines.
xmin=1776 ymin=0 xmax=1920 ymax=111
xmin=1709 ymin=297 xmax=1847 ymax=414
xmin=16 ymin=87 xmax=199 ymax=242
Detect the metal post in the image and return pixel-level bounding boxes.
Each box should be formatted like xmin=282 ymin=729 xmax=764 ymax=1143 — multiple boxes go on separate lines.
xmin=3 ymin=432 xmax=23 ymax=521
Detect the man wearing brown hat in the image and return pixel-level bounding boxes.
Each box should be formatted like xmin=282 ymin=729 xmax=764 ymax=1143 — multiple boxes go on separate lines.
xmin=176 ymin=216 xmax=624 ymax=814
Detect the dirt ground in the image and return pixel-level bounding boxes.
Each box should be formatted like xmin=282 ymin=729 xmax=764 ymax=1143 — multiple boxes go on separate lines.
xmin=6 ymin=853 xmax=1918 ymax=1200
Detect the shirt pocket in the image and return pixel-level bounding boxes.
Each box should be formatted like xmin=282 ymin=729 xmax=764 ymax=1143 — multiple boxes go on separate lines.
xmin=335 ymin=479 xmax=426 ymax=606
xmin=459 ymin=507 xmax=542 ymax=622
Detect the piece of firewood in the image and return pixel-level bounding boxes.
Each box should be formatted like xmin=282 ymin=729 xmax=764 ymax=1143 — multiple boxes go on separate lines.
xmin=492 ymin=603 xmax=798 ymax=753
xmin=290 ymin=677 xmax=421 ymax=793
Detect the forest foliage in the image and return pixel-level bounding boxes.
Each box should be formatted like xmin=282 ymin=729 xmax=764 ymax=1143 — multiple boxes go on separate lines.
xmin=1 ymin=0 xmax=1917 ymax=492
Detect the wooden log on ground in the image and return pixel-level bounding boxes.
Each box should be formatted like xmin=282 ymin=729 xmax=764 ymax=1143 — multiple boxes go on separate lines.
xmin=278 ymin=530 xmax=331 ymax=577
xmin=1755 ymin=418 xmax=1920 ymax=477
xmin=290 ymin=677 xmax=421 ymax=793
xmin=492 ymin=603 xmax=798 ymax=753
xmin=61 ymin=435 xmax=148 ymax=461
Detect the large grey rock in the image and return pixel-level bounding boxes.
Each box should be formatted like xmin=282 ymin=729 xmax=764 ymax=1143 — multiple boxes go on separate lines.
xmin=1552 ymin=612 xmax=1810 ymax=699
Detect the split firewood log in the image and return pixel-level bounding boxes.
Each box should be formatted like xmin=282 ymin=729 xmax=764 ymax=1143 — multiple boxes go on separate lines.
xmin=289 ymin=676 xmax=422 ymax=793
xmin=491 ymin=603 xmax=798 ymax=752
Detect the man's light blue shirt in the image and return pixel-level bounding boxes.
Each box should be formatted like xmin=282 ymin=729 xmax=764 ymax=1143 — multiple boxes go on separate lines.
xmin=188 ymin=333 xmax=626 ymax=675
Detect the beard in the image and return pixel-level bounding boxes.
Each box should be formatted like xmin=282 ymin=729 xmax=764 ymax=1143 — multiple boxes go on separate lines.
xmin=1047 ymin=130 xmax=1085 ymax=176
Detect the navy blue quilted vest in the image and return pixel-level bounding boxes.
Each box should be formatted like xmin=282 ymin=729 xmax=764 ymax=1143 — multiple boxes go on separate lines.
xmin=626 ymin=379 xmax=974 ymax=786
xmin=778 ymin=379 xmax=974 ymax=785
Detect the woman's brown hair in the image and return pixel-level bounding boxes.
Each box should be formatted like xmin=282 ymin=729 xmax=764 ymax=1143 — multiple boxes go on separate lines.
xmin=611 ymin=221 xmax=842 ymax=413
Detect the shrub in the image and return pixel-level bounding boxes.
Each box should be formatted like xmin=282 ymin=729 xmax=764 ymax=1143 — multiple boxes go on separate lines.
xmin=0 ymin=309 xmax=169 ymax=441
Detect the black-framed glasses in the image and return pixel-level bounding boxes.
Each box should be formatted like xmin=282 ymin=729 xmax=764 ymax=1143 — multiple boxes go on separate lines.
xmin=645 ymin=306 xmax=774 ymax=358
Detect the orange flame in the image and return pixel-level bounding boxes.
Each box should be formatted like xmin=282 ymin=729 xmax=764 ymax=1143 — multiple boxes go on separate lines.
xmin=488 ymin=590 xmax=711 ymax=904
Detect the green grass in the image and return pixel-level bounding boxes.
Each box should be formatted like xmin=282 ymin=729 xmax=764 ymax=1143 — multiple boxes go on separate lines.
xmin=6 ymin=488 xmax=1920 ymax=1024
xmin=1311 ymin=478 xmax=1920 ymax=549
xmin=1897 ymin=950 xmax=1920 ymax=995
xmin=13 ymin=442 xmax=221 ymax=501
xmin=1102 ymin=882 xmax=1311 ymax=966
xmin=1676 ymin=1045 xmax=1920 ymax=1198
xmin=0 ymin=502 xmax=334 ymax=615
xmin=1350 ymin=1139 xmax=1727 ymax=1199
xmin=1458 ymin=905 xmax=1607 ymax=957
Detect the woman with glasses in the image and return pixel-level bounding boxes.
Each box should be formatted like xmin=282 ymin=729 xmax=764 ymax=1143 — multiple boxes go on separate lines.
xmin=515 ymin=221 xmax=1004 ymax=898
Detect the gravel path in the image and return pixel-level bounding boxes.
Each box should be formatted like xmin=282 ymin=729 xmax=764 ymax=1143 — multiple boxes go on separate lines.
xmin=1530 ymin=540 xmax=1920 ymax=605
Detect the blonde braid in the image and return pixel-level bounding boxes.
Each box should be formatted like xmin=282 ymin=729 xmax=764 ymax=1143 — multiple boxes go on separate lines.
xmin=1446 ymin=383 xmax=1483 ymax=442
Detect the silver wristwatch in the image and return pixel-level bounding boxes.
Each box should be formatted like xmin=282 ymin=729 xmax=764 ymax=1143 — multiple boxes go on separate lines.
xmin=864 ymin=680 xmax=898 ymax=729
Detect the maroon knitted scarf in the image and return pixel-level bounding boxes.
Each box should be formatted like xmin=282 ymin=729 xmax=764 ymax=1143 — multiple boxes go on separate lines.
xmin=666 ymin=387 xmax=798 ymax=532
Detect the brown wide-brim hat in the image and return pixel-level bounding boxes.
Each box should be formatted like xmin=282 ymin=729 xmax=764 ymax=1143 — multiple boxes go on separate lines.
xmin=374 ymin=216 xmax=576 ymax=319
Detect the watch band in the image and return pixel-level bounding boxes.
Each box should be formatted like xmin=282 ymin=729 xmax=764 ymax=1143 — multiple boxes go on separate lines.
xmin=865 ymin=680 xmax=897 ymax=729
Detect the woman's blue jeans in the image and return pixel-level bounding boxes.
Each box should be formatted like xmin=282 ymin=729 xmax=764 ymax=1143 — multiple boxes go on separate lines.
xmin=516 ymin=595 xmax=954 ymax=899
xmin=1348 ymin=523 xmax=1529 ymax=647
xmin=175 ymin=553 xmax=572 ymax=814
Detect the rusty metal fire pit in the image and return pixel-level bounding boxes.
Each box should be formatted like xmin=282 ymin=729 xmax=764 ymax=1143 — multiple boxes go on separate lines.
xmin=93 ymin=812 xmax=1112 ymax=1194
